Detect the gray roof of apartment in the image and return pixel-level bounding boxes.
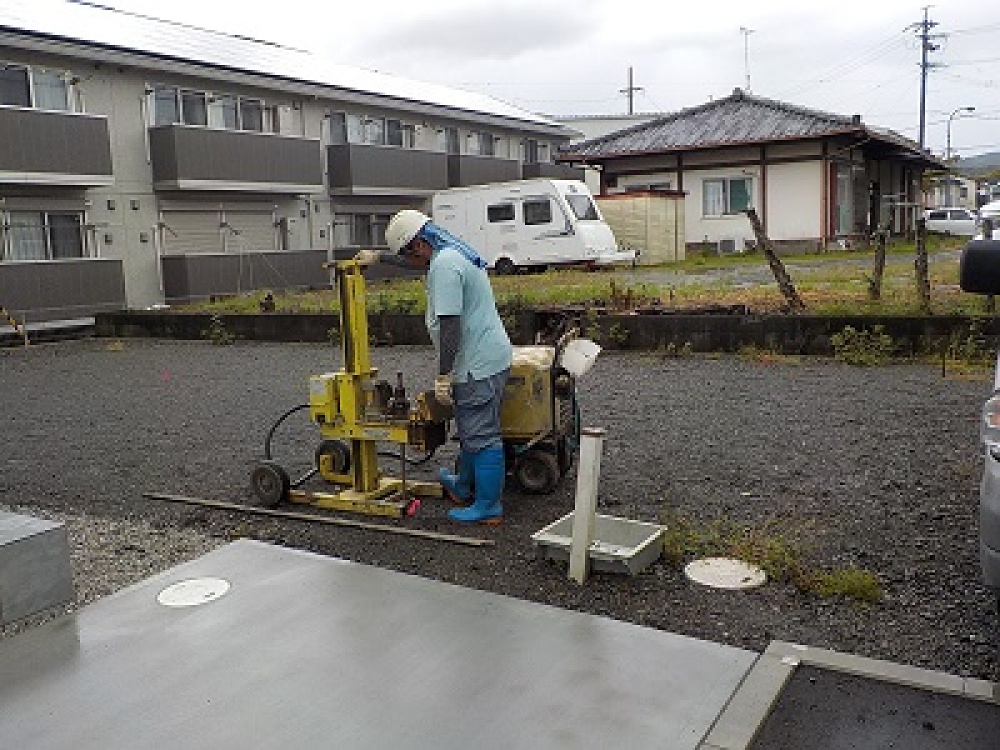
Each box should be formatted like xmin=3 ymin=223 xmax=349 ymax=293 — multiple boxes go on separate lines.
xmin=564 ymin=89 xmax=939 ymax=165
xmin=0 ymin=0 xmax=566 ymax=134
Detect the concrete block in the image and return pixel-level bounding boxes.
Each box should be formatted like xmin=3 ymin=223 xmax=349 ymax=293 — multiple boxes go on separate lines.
xmin=0 ymin=512 xmax=74 ymax=625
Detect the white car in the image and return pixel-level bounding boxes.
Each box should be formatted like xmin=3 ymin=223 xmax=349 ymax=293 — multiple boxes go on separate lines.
xmin=923 ymin=207 xmax=978 ymax=236
xmin=977 ymin=201 xmax=1000 ymax=239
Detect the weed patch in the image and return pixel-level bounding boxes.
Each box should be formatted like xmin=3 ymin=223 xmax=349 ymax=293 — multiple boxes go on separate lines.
xmin=660 ymin=511 xmax=882 ymax=603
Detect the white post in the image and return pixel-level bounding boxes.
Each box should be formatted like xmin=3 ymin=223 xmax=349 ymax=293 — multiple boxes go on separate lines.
xmin=569 ymin=427 xmax=605 ymax=584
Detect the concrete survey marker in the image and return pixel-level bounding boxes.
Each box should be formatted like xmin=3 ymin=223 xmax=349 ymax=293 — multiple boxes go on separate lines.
xmin=684 ymin=557 xmax=767 ymax=589
xmin=156 ymin=577 xmax=230 ymax=607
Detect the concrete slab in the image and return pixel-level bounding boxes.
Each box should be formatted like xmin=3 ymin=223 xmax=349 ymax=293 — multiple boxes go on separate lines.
xmin=0 ymin=540 xmax=757 ymax=750
xmin=0 ymin=511 xmax=74 ymax=626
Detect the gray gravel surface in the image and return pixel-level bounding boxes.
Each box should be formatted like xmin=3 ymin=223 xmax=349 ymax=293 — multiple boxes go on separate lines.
xmin=1 ymin=338 xmax=997 ymax=682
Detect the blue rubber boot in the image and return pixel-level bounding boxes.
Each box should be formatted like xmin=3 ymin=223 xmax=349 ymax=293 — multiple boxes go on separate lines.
xmin=448 ymin=445 xmax=504 ymax=525
xmin=439 ymin=450 xmax=474 ymax=505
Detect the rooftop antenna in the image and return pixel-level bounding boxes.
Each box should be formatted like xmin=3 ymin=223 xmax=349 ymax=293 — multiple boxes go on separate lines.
xmin=619 ymin=66 xmax=643 ymax=115
xmin=739 ymin=26 xmax=754 ymax=93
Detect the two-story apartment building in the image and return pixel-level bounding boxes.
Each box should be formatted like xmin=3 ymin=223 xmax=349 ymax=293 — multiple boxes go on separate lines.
xmin=0 ymin=0 xmax=579 ymax=323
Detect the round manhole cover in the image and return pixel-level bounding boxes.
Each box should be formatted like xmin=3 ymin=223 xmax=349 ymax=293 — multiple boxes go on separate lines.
xmin=157 ymin=577 xmax=231 ymax=607
xmin=684 ymin=557 xmax=766 ymax=590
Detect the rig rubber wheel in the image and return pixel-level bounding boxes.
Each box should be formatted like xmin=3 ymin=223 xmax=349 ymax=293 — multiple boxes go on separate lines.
xmin=250 ymin=460 xmax=290 ymax=508
xmin=514 ymin=449 xmax=561 ymax=495
xmin=315 ymin=439 xmax=351 ymax=475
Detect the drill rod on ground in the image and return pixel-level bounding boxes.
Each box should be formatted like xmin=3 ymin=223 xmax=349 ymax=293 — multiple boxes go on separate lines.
xmin=144 ymin=492 xmax=495 ymax=547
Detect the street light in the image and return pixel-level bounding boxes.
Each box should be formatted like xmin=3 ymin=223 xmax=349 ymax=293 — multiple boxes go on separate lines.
xmin=945 ymin=106 xmax=975 ymax=206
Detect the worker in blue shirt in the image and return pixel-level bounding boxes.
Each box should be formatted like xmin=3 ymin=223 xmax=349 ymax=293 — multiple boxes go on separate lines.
xmin=385 ymin=210 xmax=512 ymax=524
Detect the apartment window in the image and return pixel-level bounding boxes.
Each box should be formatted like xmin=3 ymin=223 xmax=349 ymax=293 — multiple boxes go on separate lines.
xmin=348 ymin=213 xmax=391 ymax=246
xmin=440 ymin=127 xmax=460 ymax=155
xmin=0 ymin=65 xmax=71 ymax=110
xmin=385 ymin=119 xmax=413 ymax=148
xmin=703 ymin=177 xmax=752 ymax=217
xmin=32 ymin=69 xmax=70 ymax=111
xmin=240 ymin=99 xmax=263 ymax=131
xmin=361 ymin=117 xmax=384 ymax=145
xmin=521 ymin=139 xmax=539 ymax=164
xmin=155 ymin=86 xmax=276 ymax=132
xmin=181 ymin=90 xmax=207 ymax=126
xmin=523 ymin=198 xmax=552 ymax=225
xmin=209 ymin=95 xmax=238 ymax=129
xmin=487 ymin=203 xmax=515 ymax=222
xmin=0 ymin=64 xmax=29 ymax=106
xmin=153 ymin=86 xmax=180 ymax=125
xmin=468 ymin=132 xmax=494 ymax=156
xmin=3 ymin=211 xmax=83 ymax=261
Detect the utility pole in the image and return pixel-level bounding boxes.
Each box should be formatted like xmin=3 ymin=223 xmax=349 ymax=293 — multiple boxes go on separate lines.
xmin=909 ymin=7 xmax=941 ymax=150
xmin=619 ymin=66 xmax=643 ymax=115
xmin=740 ymin=26 xmax=754 ymax=93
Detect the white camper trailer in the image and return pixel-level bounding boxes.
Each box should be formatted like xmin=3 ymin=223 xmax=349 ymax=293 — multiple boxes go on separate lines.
xmin=431 ymin=179 xmax=633 ymax=274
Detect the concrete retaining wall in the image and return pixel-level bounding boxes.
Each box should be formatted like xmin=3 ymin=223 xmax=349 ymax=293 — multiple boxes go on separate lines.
xmin=94 ymin=310 xmax=1000 ymax=356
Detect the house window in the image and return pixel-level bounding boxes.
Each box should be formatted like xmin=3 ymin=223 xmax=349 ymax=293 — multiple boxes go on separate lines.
xmin=523 ymin=198 xmax=552 ymax=225
xmin=703 ymin=177 xmax=752 ymax=216
xmin=3 ymin=211 xmax=83 ymax=261
xmin=487 ymin=203 xmax=515 ymax=222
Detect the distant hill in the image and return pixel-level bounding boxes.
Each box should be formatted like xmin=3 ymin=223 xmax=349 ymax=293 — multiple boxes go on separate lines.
xmin=957 ymin=152 xmax=1000 ymax=176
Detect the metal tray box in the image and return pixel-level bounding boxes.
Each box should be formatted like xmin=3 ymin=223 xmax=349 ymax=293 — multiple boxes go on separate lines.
xmin=531 ymin=512 xmax=665 ymax=576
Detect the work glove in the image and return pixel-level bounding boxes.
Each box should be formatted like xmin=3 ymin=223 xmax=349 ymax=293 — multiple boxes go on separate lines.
xmin=354 ymin=248 xmax=380 ymax=265
xmin=434 ymin=374 xmax=453 ymax=407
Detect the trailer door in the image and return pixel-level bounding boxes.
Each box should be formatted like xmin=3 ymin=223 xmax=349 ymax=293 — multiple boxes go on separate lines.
xmin=522 ymin=194 xmax=579 ymax=265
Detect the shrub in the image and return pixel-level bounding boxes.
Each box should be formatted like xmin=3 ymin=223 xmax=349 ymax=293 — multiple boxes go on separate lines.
xmin=830 ymin=324 xmax=894 ymax=366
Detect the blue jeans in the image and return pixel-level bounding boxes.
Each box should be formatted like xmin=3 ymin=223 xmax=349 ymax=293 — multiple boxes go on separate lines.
xmin=452 ymin=368 xmax=509 ymax=453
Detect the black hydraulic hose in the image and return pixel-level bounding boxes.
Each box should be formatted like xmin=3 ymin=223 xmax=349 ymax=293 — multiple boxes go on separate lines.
xmin=264 ymin=403 xmax=317 ymax=488
xmin=264 ymin=403 xmax=311 ymax=461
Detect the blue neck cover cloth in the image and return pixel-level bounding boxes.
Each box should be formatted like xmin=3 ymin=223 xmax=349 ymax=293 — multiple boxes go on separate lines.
xmin=418 ymin=222 xmax=488 ymax=269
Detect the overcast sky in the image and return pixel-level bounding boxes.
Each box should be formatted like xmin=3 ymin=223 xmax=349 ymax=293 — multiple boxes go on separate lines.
xmin=103 ymin=0 xmax=998 ymax=158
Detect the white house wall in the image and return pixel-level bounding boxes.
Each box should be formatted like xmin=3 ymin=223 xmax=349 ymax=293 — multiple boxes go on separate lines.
xmin=764 ymin=161 xmax=823 ymax=241
xmin=685 ymin=166 xmax=757 ymax=249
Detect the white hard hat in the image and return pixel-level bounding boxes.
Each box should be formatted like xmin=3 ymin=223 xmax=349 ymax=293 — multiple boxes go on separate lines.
xmin=386 ymin=209 xmax=430 ymax=255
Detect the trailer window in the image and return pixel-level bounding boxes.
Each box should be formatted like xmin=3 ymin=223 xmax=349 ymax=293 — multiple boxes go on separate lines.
xmin=523 ymin=198 xmax=553 ymax=226
xmin=565 ymin=194 xmax=599 ymax=220
xmin=487 ymin=203 xmax=515 ymax=222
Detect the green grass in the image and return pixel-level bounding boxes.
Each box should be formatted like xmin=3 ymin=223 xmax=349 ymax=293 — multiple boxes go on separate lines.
xmin=661 ymin=511 xmax=883 ymax=603
xmin=176 ymin=236 xmax=975 ymax=318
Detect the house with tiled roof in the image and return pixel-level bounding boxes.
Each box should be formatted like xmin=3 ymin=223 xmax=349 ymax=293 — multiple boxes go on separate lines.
xmin=560 ymin=88 xmax=943 ymax=254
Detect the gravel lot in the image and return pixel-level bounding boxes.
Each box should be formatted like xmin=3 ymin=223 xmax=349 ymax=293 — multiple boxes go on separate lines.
xmin=2 ymin=338 xmax=997 ymax=681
